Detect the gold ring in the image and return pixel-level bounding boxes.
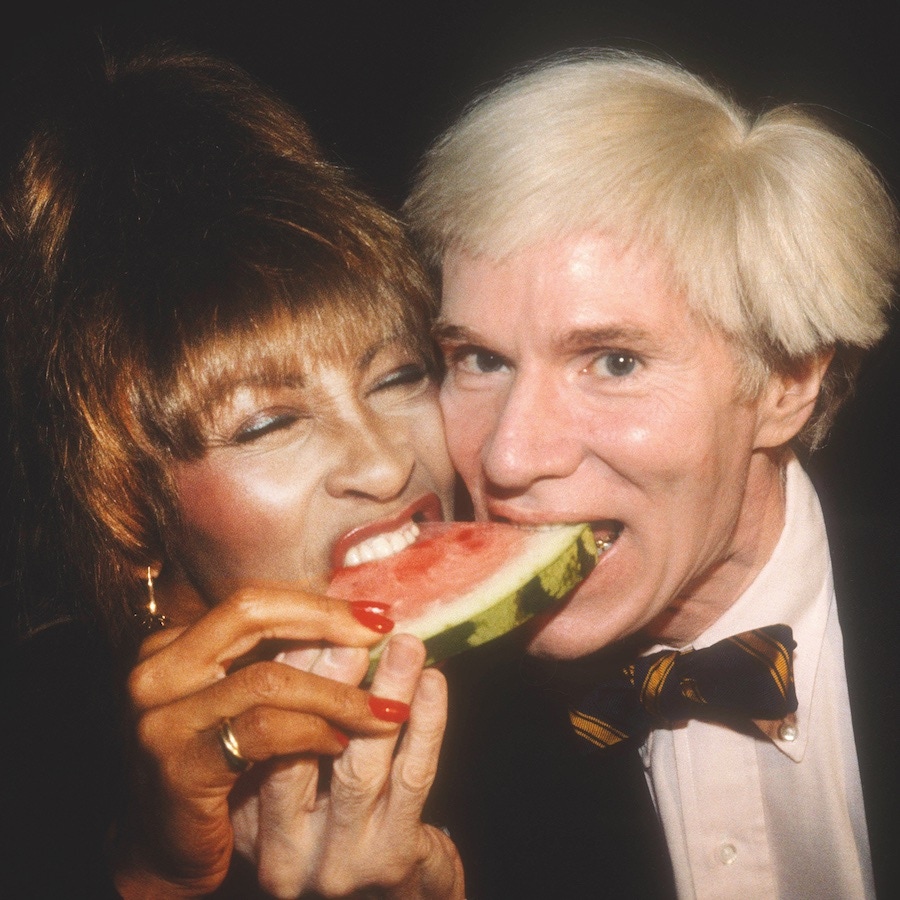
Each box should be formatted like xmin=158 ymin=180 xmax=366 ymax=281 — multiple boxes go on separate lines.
xmin=217 ymin=717 xmax=251 ymax=773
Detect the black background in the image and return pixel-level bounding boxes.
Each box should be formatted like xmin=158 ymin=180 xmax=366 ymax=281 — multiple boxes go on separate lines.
xmin=3 ymin=0 xmax=899 ymax=526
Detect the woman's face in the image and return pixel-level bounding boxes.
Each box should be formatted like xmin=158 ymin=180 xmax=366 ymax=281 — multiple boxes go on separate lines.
xmin=167 ymin=334 xmax=455 ymax=608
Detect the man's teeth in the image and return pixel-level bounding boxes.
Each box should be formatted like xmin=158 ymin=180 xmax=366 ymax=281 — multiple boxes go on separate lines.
xmin=342 ymin=521 xmax=420 ymax=568
xmin=591 ymin=522 xmax=622 ymax=552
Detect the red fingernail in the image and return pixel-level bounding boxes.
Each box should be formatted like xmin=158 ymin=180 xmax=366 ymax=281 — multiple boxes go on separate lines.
xmin=350 ymin=602 xmax=395 ymax=634
xmin=368 ymin=695 xmax=411 ymax=723
xmin=332 ymin=727 xmax=350 ymax=748
xmin=349 ymin=600 xmax=392 ymax=616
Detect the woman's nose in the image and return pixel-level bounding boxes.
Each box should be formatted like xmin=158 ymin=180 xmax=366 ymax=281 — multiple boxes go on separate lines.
xmin=324 ymin=410 xmax=415 ymax=501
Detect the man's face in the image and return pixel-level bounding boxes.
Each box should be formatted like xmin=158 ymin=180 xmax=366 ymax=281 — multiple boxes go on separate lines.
xmin=438 ymin=232 xmax=784 ymax=658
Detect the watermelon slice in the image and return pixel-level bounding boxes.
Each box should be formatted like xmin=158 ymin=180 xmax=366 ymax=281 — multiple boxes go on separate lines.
xmin=326 ymin=521 xmax=598 ymax=680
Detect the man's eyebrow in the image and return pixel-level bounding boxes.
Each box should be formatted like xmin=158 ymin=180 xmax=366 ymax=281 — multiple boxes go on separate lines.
xmin=556 ymin=325 xmax=654 ymax=351
xmin=432 ymin=321 xmax=653 ymax=350
xmin=432 ymin=321 xmax=476 ymax=344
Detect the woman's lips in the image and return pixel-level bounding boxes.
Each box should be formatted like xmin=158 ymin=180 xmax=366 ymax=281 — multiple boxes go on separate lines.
xmin=330 ymin=492 xmax=444 ymax=573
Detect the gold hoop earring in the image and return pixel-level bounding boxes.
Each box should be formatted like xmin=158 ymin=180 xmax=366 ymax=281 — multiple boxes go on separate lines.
xmin=138 ymin=565 xmax=168 ymax=631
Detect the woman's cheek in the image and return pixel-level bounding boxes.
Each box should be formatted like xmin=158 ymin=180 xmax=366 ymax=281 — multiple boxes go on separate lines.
xmin=439 ymin=390 xmax=489 ymax=481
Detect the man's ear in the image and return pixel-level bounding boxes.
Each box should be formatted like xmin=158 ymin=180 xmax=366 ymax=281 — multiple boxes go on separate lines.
xmin=754 ymin=349 xmax=835 ymax=449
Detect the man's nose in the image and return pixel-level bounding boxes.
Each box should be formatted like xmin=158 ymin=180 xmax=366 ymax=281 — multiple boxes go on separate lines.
xmin=481 ymin=371 xmax=582 ymax=492
xmin=325 ymin=411 xmax=415 ymax=501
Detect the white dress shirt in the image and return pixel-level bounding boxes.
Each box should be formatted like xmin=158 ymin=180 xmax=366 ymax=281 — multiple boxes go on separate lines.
xmin=640 ymin=458 xmax=874 ymax=899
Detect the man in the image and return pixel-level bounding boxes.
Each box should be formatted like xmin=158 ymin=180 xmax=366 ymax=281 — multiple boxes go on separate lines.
xmin=406 ymin=51 xmax=900 ymax=898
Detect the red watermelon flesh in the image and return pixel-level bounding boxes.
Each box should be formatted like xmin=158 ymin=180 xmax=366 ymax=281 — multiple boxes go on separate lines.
xmin=327 ymin=521 xmax=598 ymax=678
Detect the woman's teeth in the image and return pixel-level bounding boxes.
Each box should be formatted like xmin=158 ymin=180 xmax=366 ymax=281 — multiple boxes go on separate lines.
xmin=342 ymin=521 xmax=420 ymax=568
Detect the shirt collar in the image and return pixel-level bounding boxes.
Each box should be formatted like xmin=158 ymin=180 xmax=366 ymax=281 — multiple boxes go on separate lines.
xmin=646 ymin=457 xmax=833 ymax=762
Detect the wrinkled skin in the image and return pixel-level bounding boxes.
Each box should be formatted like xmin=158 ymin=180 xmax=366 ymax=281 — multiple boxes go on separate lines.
xmin=231 ymin=636 xmax=460 ymax=899
xmin=437 ymin=232 xmax=829 ymax=655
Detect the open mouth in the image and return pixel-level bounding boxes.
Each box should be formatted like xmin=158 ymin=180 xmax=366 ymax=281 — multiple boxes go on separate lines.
xmin=489 ymin=513 xmax=621 ymax=554
xmin=591 ymin=520 xmax=622 ymax=552
xmin=342 ymin=520 xmax=420 ymax=568
xmin=331 ymin=493 xmax=443 ymax=571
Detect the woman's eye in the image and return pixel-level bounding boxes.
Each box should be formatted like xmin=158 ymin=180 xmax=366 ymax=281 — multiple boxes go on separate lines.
xmin=451 ymin=346 xmax=510 ymax=375
xmin=373 ymin=363 xmax=429 ymax=392
xmin=232 ymin=410 xmax=302 ymax=444
xmin=591 ymin=351 xmax=639 ymax=378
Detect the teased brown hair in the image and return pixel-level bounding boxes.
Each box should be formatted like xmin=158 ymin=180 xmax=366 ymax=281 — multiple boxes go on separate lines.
xmin=1 ymin=40 xmax=436 ymax=643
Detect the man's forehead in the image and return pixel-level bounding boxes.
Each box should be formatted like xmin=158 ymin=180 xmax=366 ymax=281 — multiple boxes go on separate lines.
xmin=442 ymin=231 xmax=673 ymax=303
xmin=442 ymin=230 xmax=660 ymax=274
xmin=440 ymin=238 xmax=685 ymax=346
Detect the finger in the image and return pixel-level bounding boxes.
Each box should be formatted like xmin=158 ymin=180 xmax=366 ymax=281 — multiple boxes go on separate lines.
xmin=254 ymin=757 xmax=321 ymax=898
xmin=388 ymin=668 xmax=447 ymax=800
xmin=136 ymin=624 xmax=189 ymax=661
xmin=236 ymin=646 xmax=369 ymax=896
xmin=192 ymin=661 xmax=409 ymax=738
xmin=135 ymin=701 xmax=345 ymax=806
xmin=130 ymin=588 xmax=391 ymax=707
xmin=221 ymin=707 xmax=349 ymax=764
xmin=329 ymin=635 xmax=425 ymax=808
xmin=278 ymin=644 xmax=369 ymax=687
xmin=134 ymin=660 xmax=408 ymax=800
xmin=230 ymin=783 xmax=261 ymax=860
xmin=362 ymin=633 xmax=426 ymax=723
xmin=275 ymin=645 xmax=324 ymax=672
xmin=310 ymin=645 xmax=370 ymax=686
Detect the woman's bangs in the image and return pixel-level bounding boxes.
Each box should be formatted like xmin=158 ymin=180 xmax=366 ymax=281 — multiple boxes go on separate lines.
xmin=146 ymin=275 xmax=431 ymax=456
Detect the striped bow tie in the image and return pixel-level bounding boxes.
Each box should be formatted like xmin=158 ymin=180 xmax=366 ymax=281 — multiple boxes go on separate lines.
xmin=570 ymin=624 xmax=798 ymax=750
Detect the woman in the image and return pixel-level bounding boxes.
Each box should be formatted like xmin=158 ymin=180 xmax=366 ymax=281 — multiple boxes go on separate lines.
xmin=1 ymin=40 xmax=463 ymax=898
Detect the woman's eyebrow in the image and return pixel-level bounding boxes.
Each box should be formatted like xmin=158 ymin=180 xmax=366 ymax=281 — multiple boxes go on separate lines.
xmin=355 ymin=334 xmax=411 ymax=372
xmin=358 ymin=341 xmax=386 ymax=371
xmin=217 ymin=372 xmax=307 ymax=398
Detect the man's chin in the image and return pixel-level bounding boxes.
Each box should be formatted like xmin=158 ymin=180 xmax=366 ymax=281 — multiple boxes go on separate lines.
xmin=523 ymin=585 xmax=638 ymax=661
xmin=523 ymin=608 xmax=600 ymax=660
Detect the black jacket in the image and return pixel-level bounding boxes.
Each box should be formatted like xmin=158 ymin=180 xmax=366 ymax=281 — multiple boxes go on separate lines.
xmin=429 ymin=509 xmax=900 ymax=899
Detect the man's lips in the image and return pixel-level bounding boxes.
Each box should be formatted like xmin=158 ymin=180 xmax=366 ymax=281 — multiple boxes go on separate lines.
xmin=330 ymin=492 xmax=444 ymax=573
xmin=484 ymin=505 xmax=622 ymax=549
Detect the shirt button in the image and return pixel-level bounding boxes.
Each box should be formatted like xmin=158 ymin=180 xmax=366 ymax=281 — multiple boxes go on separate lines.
xmin=779 ymin=722 xmax=799 ymax=742
xmin=718 ymin=843 xmax=738 ymax=865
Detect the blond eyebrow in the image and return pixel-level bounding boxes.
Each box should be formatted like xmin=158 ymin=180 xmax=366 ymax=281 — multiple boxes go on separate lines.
xmin=432 ymin=321 xmax=476 ymax=344
xmin=433 ymin=320 xmax=654 ymax=352
xmin=555 ymin=325 xmax=654 ymax=353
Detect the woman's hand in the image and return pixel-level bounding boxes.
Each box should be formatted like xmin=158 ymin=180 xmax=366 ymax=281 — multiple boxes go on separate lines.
xmin=112 ymin=586 xmax=409 ymax=898
xmin=238 ymin=633 xmax=465 ymax=899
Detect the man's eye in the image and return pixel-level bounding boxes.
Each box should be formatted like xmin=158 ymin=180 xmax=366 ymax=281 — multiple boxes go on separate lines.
xmin=591 ymin=351 xmax=638 ymax=378
xmin=232 ymin=410 xmax=302 ymax=444
xmin=451 ymin=347 xmax=509 ymax=375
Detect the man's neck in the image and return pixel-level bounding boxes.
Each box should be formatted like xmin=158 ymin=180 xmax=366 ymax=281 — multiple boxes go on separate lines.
xmin=645 ymin=450 xmax=790 ymax=648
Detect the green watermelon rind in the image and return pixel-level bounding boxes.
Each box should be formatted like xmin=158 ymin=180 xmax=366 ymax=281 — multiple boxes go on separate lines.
xmin=364 ymin=523 xmax=598 ymax=683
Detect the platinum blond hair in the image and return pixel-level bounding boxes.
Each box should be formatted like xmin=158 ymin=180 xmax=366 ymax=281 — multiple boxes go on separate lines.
xmin=405 ymin=50 xmax=899 ymax=447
